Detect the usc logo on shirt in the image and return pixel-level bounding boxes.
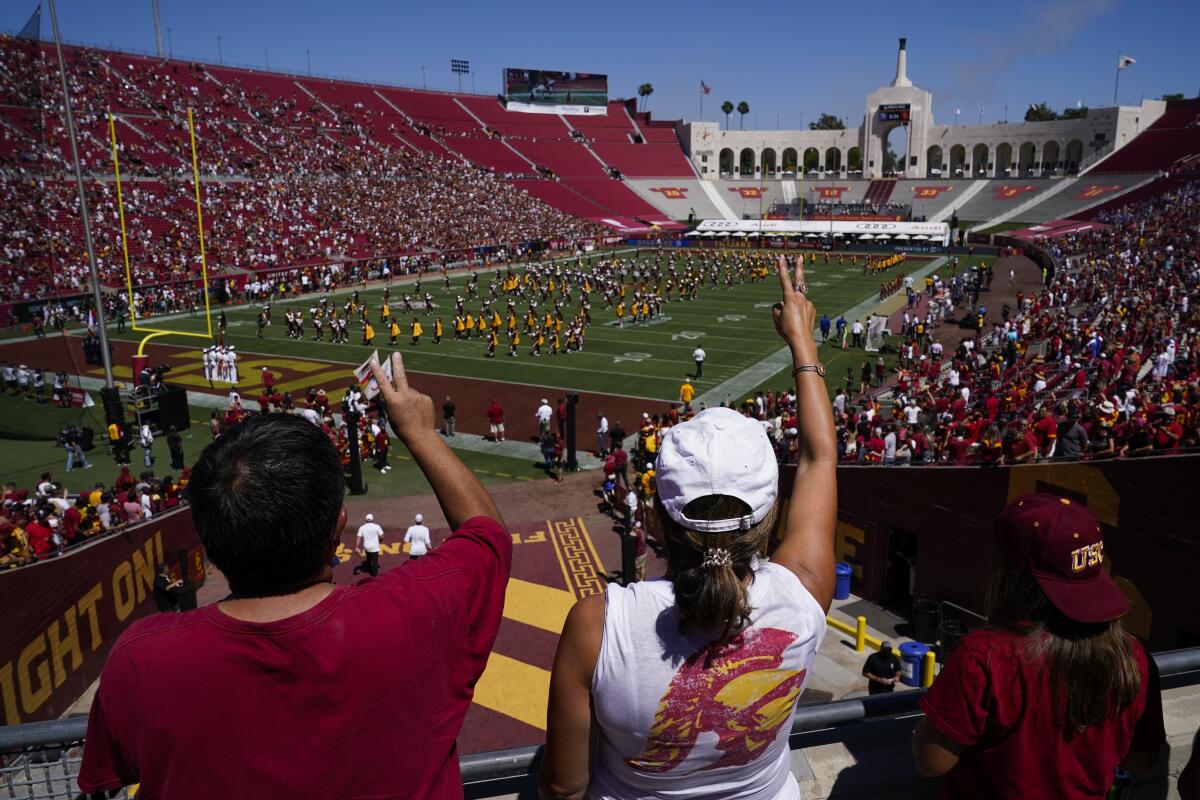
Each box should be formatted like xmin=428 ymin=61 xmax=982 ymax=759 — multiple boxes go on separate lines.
xmin=1070 ymin=541 xmax=1104 ymax=573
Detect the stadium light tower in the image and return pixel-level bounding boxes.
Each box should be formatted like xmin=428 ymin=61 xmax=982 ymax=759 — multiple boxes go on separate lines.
xmin=150 ymin=0 xmax=163 ymax=58
xmin=46 ymin=0 xmax=114 ymax=390
xmin=450 ymin=59 xmax=469 ymax=93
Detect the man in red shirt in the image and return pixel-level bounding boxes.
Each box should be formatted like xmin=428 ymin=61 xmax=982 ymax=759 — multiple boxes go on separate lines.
xmin=1032 ymin=406 xmax=1059 ymax=456
xmin=1152 ymin=407 xmax=1184 ymax=453
xmin=485 ymin=398 xmax=506 ymax=442
xmin=24 ymin=516 xmax=52 ymax=557
xmin=79 ymin=353 xmax=511 ymax=799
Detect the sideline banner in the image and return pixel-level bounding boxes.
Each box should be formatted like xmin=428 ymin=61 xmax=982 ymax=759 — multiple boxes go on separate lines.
xmin=0 ymin=507 xmax=203 ymax=724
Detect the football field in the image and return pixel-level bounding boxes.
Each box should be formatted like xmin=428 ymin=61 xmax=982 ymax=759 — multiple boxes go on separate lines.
xmin=97 ymin=249 xmax=937 ymax=404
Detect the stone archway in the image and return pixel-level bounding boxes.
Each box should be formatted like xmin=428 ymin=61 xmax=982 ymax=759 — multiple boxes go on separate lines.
xmin=802 ymin=147 xmax=820 ymax=173
xmin=949 ymin=144 xmax=966 ymax=176
xmin=761 ymin=148 xmax=777 ymax=175
xmin=1065 ymin=139 xmax=1084 ymax=173
xmin=781 ymin=147 xmax=798 ymax=173
xmin=824 ymin=147 xmax=842 ymax=173
xmin=1042 ymin=141 xmax=1060 ymax=174
xmin=971 ymin=143 xmax=989 ymax=177
xmin=996 ymin=143 xmax=1014 ymax=176
xmin=719 ymin=148 xmax=734 ymax=176
xmin=739 ymin=148 xmax=756 ymax=176
xmin=847 ymin=146 xmax=862 ymax=172
xmin=926 ymin=145 xmax=944 ymax=176
xmin=1018 ymin=142 xmax=1037 ymax=176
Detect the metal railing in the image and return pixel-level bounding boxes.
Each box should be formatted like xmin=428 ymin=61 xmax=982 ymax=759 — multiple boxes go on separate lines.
xmin=1 ymin=648 xmax=1195 ymax=799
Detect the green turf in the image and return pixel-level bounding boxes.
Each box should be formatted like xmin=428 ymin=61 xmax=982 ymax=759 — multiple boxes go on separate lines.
xmin=745 ymin=255 xmax=991 ymax=403
xmin=89 ymin=250 xmax=935 ymax=402
xmin=0 ymin=392 xmax=549 ymax=495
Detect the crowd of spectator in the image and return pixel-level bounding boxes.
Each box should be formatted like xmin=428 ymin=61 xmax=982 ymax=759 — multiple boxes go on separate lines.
xmin=0 ymin=466 xmax=188 ymax=569
xmin=0 ymin=38 xmax=605 ymax=303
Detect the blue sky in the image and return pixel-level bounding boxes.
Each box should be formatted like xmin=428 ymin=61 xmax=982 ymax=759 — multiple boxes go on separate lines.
xmin=8 ymin=0 xmax=1198 ymax=128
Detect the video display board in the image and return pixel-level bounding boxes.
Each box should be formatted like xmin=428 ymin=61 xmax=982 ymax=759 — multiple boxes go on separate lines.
xmin=503 ymin=68 xmax=608 ymax=115
xmin=877 ymin=103 xmax=911 ymax=122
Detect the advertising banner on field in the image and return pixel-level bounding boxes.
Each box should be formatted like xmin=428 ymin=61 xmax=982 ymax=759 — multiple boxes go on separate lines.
xmin=0 ymin=508 xmax=203 ymax=724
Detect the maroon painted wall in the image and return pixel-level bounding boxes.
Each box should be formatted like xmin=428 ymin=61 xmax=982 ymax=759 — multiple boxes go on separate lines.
xmin=784 ymin=454 xmax=1200 ymax=650
xmin=0 ymin=508 xmax=203 ymax=725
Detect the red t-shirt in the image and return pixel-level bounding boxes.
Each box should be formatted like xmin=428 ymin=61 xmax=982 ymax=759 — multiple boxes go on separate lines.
xmin=79 ymin=516 xmax=512 ymax=800
xmin=486 ymin=403 xmax=504 ymax=424
xmin=920 ymin=628 xmax=1164 ymax=799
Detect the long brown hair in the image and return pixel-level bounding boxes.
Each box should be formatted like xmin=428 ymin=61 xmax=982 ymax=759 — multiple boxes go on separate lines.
xmin=658 ymin=495 xmax=777 ymax=641
xmin=984 ymin=556 xmax=1141 ymax=734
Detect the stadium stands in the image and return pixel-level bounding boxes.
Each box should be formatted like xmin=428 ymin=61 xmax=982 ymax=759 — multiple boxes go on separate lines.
xmin=1090 ymin=97 xmax=1200 ymax=174
xmin=0 ymin=40 xmax=637 ymax=301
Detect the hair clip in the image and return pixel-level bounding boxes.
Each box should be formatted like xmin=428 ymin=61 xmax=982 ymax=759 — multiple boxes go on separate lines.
xmin=701 ymin=547 xmax=732 ymax=569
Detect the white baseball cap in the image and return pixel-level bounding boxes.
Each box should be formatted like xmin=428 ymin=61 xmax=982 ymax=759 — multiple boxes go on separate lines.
xmin=414 ymin=513 xmax=423 ymax=523
xmin=365 ymin=513 xmax=374 ymax=522
xmin=656 ymin=407 xmax=778 ymax=533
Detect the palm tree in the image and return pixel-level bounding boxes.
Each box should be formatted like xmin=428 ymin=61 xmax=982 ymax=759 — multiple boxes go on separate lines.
xmin=637 ymin=83 xmax=654 ymax=112
xmin=720 ymin=100 xmax=734 ymax=128
xmin=737 ymin=101 xmax=750 ymax=130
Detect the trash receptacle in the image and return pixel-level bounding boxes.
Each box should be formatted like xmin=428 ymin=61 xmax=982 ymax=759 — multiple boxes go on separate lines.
xmin=899 ymin=641 xmax=928 ymax=687
xmin=834 ymin=562 xmax=853 ymax=600
xmin=912 ymin=598 xmax=940 ymax=643
xmin=937 ymin=619 xmax=965 ymax=662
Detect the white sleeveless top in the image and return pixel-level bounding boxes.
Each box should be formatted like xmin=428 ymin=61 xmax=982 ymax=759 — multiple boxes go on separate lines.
xmin=589 ymin=561 xmax=826 ymax=800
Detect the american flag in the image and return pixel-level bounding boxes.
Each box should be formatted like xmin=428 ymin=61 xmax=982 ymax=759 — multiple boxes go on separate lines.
xmin=700 ymin=80 xmax=711 ymax=95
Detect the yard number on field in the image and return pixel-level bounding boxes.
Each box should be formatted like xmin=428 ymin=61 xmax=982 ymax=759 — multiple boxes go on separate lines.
xmin=671 ymin=331 xmax=705 ymax=341
xmin=717 ymin=314 xmax=746 ymax=323
xmin=613 ymin=352 xmax=653 ymax=364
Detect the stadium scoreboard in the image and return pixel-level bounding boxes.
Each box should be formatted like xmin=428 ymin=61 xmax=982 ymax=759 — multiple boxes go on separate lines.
xmin=877 ymin=103 xmax=911 ymax=122
xmin=503 ymin=68 xmax=608 ymax=115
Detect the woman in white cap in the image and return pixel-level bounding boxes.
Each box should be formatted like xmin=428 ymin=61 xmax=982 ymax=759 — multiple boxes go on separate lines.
xmin=540 ymin=255 xmax=836 ymax=799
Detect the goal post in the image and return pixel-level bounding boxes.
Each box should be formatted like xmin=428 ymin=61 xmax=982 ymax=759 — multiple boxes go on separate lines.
xmin=108 ymin=107 xmax=215 ymax=353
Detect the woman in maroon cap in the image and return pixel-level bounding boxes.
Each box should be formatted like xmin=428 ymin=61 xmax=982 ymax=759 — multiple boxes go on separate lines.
xmin=913 ymin=493 xmax=1165 ymax=798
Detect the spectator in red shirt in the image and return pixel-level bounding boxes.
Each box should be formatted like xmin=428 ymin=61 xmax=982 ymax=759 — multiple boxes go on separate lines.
xmin=79 ymin=353 xmax=511 ymax=800
xmin=486 ymin=399 xmax=506 ymax=442
xmin=1152 ymin=407 xmax=1184 ymax=453
xmin=914 ymin=494 xmax=1165 ymax=797
xmin=24 ymin=516 xmax=52 ymax=557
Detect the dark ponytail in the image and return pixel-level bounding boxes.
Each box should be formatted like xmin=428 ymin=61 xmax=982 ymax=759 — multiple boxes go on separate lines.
xmin=658 ymin=495 xmax=777 ymax=640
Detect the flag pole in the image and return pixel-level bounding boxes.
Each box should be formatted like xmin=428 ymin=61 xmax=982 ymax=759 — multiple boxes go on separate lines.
xmin=1113 ymin=53 xmax=1120 ymax=105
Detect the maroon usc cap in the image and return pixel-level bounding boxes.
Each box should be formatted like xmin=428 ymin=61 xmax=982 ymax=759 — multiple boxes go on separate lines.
xmin=995 ymin=493 xmax=1130 ymax=624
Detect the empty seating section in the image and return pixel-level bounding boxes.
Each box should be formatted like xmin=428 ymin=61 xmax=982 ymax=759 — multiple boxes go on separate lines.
xmin=568 ymin=110 xmax=635 ymax=142
xmin=511 ymin=179 xmax=611 ymax=218
xmin=452 ymin=137 xmax=531 ymax=174
xmin=512 ymin=139 xmax=606 ymax=177
xmin=564 ymin=177 xmax=668 ymax=220
xmin=591 ymin=141 xmax=694 ymax=178
xmin=1091 ymin=99 xmax=1200 ymax=174
xmin=862 ymin=179 xmax=896 ymax=207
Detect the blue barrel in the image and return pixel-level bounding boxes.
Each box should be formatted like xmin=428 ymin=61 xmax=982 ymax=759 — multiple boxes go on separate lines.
xmin=899 ymin=642 xmax=929 ymax=687
xmin=834 ymin=562 xmax=853 ymax=600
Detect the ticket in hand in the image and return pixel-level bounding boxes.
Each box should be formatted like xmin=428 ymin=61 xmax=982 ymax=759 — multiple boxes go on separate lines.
xmin=354 ymin=351 xmax=393 ymax=400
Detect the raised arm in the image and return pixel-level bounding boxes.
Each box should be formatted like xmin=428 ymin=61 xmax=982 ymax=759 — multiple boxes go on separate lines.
xmin=768 ymin=255 xmax=839 ymax=613
xmin=370 ymin=353 xmax=503 ymax=529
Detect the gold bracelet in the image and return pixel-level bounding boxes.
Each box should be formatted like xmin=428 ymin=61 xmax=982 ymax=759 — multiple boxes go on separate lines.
xmin=792 ymin=363 xmax=826 ymax=377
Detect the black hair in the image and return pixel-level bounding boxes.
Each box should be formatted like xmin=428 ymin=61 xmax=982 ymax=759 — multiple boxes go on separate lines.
xmin=188 ymin=414 xmax=346 ymax=597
